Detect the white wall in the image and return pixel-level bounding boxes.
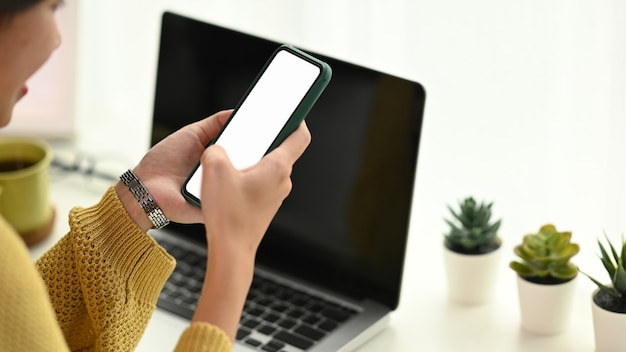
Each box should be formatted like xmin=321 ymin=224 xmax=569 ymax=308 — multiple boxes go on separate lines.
xmin=73 ymin=0 xmax=626 ymax=276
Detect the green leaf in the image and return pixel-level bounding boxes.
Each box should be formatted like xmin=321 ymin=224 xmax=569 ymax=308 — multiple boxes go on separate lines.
xmin=550 ymin=263 xmax=578 ymax=280
xmin=444 ymin=219 xmax=461 ymax=233
xmin=621 ymin=238 xmax=626 ymax=271
xmin=514 ymin=246 xmax=534 ymax=262
xmin=539 ymin=224 xmax=556 ymax=234
xmin=599 ymin=240 xmax=617 ymax=280
xmin=451 ymin=206 xmax=471 ymax=229
xmin=551 ymin=244 xmax=580 ymax=264
xmin=486 ymin=219 xmax=502 ymax=235
xmin=523 ymin=234 xmax=544 ymax=249
xmin=616 ymin=262 xmax=626 ymax=294
xmin=510 ymin=261 xmax=535 ymax=277
xmin=605 ymin=234 xmax=620 ymax=267
xmin=446 ymin=207 xmax=461 ymax=224
xmin=547 ymin=232 xmax=562 ymax=247
xmin=552 ymin=232 xmax=572 ymax=250
xmin=580 ymin=269 xmax=623 ymax=299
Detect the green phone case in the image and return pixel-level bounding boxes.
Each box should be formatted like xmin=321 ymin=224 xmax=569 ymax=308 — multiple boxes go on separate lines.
xmin=182 ymin=44 xmax=332 ymax=207
xmin=264 ymin=44 xmax=331 ymax=151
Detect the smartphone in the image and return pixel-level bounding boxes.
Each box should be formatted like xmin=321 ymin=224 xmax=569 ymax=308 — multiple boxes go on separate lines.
xmin=182 ymin=44 xmax=332 ymax=207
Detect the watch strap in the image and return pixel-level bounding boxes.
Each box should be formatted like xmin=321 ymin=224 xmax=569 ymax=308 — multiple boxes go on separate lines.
xmin=119 ymin=170 xmax=170 ymax=229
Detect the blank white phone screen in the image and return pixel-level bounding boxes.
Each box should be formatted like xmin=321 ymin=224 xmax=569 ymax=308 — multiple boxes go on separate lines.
xmin=185 ymin=49 xmax=321 ymax=200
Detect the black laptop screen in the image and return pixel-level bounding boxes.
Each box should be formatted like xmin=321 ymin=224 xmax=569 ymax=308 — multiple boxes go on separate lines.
xmin=152 ymin=12 xmax=425 ymax=310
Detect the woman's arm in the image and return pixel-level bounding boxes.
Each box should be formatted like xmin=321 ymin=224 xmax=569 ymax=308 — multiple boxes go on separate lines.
xmin=190 ymin=122 xmax=311 ymax=341
xmin=35 ymin=187 xmax=175 ymax=351
xmin=34 ymin=111 xmax=233 ymax=351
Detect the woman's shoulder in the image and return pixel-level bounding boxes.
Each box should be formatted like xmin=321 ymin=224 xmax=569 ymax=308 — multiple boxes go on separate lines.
xmin=0 ymin=215 xmax=31 ymax=262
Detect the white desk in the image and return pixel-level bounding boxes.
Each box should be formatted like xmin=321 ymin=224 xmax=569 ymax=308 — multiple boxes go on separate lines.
xmin=29 ymin=167 xmax=600 ymax=352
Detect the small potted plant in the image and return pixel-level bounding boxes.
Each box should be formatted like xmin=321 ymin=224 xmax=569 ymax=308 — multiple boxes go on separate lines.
xmin=580 ymin=235 xmax=626 ymax=351
xmin=443 ymin=197 xmax=502 ymax=305
xmin=509 ymin=224 xmax=579 ymax=335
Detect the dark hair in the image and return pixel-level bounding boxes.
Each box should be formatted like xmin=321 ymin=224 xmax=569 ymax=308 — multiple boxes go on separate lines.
xmin=0 ymin=0 xmax=43 ymax=25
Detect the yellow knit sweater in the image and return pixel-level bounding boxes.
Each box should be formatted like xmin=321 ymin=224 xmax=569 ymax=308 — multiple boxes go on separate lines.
xmin=0 ymin=187 xmax=232 ymax=351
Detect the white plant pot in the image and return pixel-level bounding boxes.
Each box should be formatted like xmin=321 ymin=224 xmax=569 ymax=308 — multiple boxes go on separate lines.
xmin=591 ymin=288 xmax=626 ymax=352
xmin=516 ymin=275 xmax=576 ymax=335
xmin=443 ymin=244 xmax=501 ymax=305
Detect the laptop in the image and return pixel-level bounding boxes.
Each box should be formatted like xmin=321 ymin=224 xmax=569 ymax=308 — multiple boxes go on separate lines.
xmin=149 ymin=11 xmax=426 ymax=352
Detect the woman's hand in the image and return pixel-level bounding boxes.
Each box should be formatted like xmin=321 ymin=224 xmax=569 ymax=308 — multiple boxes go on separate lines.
xmin=192 ymin=122 xmax=311 ymax=341
xmin=115 ymin=110 xmax=231 ymax=231
xmin=115 ymin=109 xmax=312 ymax=342
xmin=200 ymin=121 xmax=311 ymax=255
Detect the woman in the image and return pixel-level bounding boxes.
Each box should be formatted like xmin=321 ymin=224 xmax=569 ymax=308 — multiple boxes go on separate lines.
xmin=0 ymin=0 xmax=311 ymax=351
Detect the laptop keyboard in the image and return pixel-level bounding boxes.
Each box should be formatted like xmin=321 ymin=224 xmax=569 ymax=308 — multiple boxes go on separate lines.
xmin=156 ymin=236 xmax=358 ymax=351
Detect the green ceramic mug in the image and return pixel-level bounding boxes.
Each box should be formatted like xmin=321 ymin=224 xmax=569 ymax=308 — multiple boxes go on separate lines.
xmin=0 ymin=137 xmax=54 ymax=246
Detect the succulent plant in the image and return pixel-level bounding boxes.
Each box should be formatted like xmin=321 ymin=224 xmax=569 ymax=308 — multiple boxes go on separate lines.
xmin=580 ymin=235 xmax=626 ymax=313
xmin=444 ymin=197 xmax=501 ymax=254
xmin=509 ymin=224 xmax=579 ymax=284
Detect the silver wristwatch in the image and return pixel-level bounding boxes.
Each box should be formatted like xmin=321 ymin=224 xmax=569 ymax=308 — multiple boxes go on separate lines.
xmin=120 ymin=170 xmax=170 ymax=229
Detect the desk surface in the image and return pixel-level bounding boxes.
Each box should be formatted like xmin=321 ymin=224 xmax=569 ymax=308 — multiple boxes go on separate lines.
xmin=30 ymin=169 xmax=599 ymax=352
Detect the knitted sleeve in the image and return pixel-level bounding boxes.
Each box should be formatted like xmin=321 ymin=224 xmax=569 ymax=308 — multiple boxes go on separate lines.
xmin=36 ymin=187 xmax=176 ymax=351
xmin=174 ymin=322 xmax=233 ymax=351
